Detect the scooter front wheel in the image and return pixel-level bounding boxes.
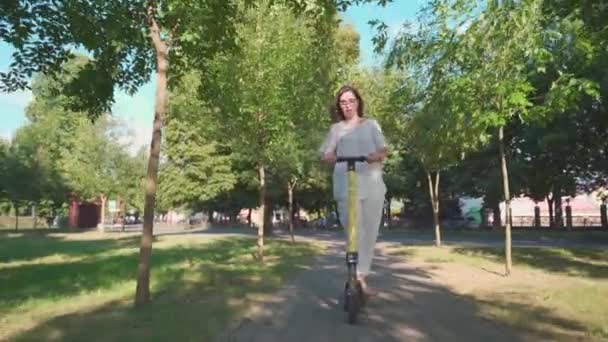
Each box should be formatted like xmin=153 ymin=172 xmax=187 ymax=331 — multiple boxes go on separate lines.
xmin=345 ymin=284 xmax=360 ymax=324
xmin=357 ymin=280 xmax=366 ymax=306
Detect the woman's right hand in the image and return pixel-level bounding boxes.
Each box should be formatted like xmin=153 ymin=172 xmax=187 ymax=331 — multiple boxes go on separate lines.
xmin=322 ymin=151 xmax=337 ymax=164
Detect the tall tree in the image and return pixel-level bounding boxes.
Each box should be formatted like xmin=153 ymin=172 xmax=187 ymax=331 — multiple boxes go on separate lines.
xmin=114 ymin=147 xmax=148 ymax=215
xmin=430 ymin=0 xmax=541 ymax=274
xmin=158 ymin=73 xmax=236 ymax=213
xmin=1 ymin=0 xmax=240 ymax=306
xmin=402 ymin=89 xmax=477 ymax=246
xmin=0 ymin=141 xmax=35 ymax=230
xmin=525 ymin=0 xmax=606 ymax=220
xmin=0 ymin=139 xmax=9 ymax=203
xmin=9 ymin=124 xmax=67 ymax=227
xmin=383 ymin=2 xmax=487 ymax=245
xmin=203 ymin=1 xmax=336 ymax=259
xmin=59 ymin=115 xmax=135 ymax=230
xmin=382 ymin=0 xmax=544 ymax=272
xmin=15 ymin=57 xmax=147 ymax=227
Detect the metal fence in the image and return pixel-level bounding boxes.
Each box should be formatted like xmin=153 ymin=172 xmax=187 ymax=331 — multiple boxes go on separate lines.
xmin=511 ymin=216 xmax=604 ymax=228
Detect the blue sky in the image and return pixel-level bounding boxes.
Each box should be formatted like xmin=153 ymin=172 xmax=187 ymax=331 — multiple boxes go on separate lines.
xmin=0 ymin=0 xmax=423 ymax=147
xmin=342 ymin=0 xmax=425 ymax=66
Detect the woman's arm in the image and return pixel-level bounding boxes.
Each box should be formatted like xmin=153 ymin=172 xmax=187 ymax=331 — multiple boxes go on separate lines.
xmin=319 ymin=124 xmax=338 ymax=164
xmin=368 ymin=119 xmax=388 ymax=162
xmin=367 ymin=146 xmax=388 ymax=162
xmin=322 ymin=151 xmax=337 ymax=163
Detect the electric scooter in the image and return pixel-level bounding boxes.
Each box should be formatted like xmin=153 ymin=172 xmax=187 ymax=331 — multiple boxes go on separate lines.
xmin=336 ymin=156 xmax=367 ymax=324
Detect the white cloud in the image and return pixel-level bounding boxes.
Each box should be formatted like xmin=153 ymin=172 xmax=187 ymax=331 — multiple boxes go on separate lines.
xmin=0 ymin=89 xmax=33 ymax=108
xmin=0 ymin=73 xmax=156 ymax=152
xmin=388 ymin=19 xmax=422 ymax=40
xmin=388 ymin=19 xmax=407 ymax=38
xmin=112 ymin=80 xmax=155 ymax=121
xmin=455 ymin=18 xmax=472 ymax=35
xmin=126 ymin=118 xmax=152 ymax=155
xmin=110 ymin=114 xmax=152 ymax=156
xmin=0 ymin=129 xmax=13 ymax=141
xmin=111 ymin=80 xmax=155 ymax=155
xmin=0 ymin=90 xmax=30 ymax=138
xmin=366 ymin=19 xmax=419 ymax=66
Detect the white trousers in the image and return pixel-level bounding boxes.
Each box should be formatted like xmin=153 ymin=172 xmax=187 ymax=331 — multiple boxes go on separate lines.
xmin=337 ymin=193 xmax=384 ymax=276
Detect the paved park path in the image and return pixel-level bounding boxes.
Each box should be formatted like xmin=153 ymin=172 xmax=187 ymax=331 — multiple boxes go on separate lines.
xmin=215 ymin=237 xmax=526 ymax=342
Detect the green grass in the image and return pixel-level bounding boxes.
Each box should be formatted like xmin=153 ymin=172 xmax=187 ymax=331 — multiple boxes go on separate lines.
xmin=384 ymin=227 xmax=608 ymax=242
xmin=0 ymin=216 xmax=52 ymax=229
xmin=393 ymin=245 xmax=608 ymax=339
xmin=400 ymin=245 xmax=608 ymax=278
xmin=0 ymin=232 xmax=322 ymax=342
xmin=453 ymin=246 xmax=608 ymax=279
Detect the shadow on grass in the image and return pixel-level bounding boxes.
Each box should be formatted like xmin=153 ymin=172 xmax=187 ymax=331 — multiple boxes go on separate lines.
xmin=453 ymin=247 xmax=608 ymax=279
xmin=387 ymin=252 xmax=596 ymax=341
xmin=4 ymin=237 xmax=318 ymax=342
xmin=470 ymin=295 xmax=597 ymax=341
xmin=388 ymin=245 xmax=606 ymax=338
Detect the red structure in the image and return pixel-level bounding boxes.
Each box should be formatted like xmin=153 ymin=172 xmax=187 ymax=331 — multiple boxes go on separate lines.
xmin=68 ymin=194 xmax=101 ymax=229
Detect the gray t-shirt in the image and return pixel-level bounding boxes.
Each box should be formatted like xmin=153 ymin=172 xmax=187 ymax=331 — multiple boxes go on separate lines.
xmin=319 ymin=118 xmax=387 ymax=200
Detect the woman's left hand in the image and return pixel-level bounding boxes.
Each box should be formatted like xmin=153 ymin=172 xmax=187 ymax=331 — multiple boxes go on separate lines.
xmin=367 ymin=151 xmax=385 ymax=162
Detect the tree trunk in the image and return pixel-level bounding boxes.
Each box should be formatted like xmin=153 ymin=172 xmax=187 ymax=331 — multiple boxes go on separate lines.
xmin=386 ymin=197 xmax=392 ymax=228
xmin=294 ymin=202 xmax=300 ymax=226
xmin=135 ymin=7 xmax=168 ymax=308
xmin=263 ymin=198 xmax=273 ymax=236
xmin=492 ymin=204 xmax=502 ymax=229
xmin=247 ymin=208 xmax=252 ymax=226
xmin=547 ymin=195 xmax=554 ymax=227
xmin=98 ymin=193 xmax=107 ymax=233
xmin=554 ymin=186 xmax=563 ymax=228
xmin=287 ymin=180 xmax=296 ymax=243
xmin=32 ymin=204 xmax=37 ymax=229
xmin=498 ymin=126 xmax=512 ymax=276
xmin=13 ymin=201 xmax=18 ymax=231
xmin=257 ymin=164 xmax=266 ymax=261
xmin=534 ymin=204 xmax=541 ymax=228
xmin=426 ymin=170 xmax=441 ymax=247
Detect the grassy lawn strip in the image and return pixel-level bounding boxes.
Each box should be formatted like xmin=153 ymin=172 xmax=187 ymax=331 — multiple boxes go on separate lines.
xmin=391 ymin=245 xmax=608 ymax=340
xmin=1 ymin=233 xmax=323 ymax=341
xmin=383 ymin=227 xmax=608 ymax=243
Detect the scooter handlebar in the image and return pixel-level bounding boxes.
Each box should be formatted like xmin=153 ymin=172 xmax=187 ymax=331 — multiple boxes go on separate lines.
xmin=335 ymin=156 xmax=367 ymax=163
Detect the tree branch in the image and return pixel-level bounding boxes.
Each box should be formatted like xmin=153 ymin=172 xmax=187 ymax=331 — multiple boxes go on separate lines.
xmin=146 ymin=2 xmax=166 ymax=53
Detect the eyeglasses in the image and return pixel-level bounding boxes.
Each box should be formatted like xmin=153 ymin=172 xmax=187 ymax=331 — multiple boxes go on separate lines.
xmin=339 ymin=98 xmax=357 ymax=106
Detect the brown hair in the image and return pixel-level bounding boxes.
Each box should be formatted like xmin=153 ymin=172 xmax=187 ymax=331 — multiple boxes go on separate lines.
xmin=333 ymin=85 xmax=364 ymax=121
